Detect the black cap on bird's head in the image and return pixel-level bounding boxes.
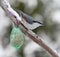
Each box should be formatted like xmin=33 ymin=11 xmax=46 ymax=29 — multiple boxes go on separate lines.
xmin=17 ymin=10 xmax=43 ymax=30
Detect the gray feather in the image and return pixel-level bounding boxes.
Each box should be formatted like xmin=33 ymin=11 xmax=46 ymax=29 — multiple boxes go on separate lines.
xmin=17 ymin=10 xmax=43 ymax=30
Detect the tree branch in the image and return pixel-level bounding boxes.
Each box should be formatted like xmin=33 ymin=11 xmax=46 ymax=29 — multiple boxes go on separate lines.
xmin=0 ymin=0 xmax=60 ymax=57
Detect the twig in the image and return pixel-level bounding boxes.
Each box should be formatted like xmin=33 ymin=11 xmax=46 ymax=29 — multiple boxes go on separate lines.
xmin=0 ymin=0 xmax=60 ymax=57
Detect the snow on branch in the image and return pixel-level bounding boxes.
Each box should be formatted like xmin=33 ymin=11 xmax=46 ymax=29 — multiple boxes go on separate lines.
xmin=0 ymin=0 xmax=60 ymax=57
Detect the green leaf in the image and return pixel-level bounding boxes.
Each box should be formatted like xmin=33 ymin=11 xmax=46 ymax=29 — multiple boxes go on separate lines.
xmin=10 ymin=27 xmax=24 ymax=50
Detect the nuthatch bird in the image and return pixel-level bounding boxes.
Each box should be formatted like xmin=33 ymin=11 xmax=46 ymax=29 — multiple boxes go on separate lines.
xmin=17 ymin=10 xmax=43 ymax=30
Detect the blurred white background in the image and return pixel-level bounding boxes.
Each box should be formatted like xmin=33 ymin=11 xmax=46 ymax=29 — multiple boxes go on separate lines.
xmin=0 ymin=0 xmax=60 ymax=57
